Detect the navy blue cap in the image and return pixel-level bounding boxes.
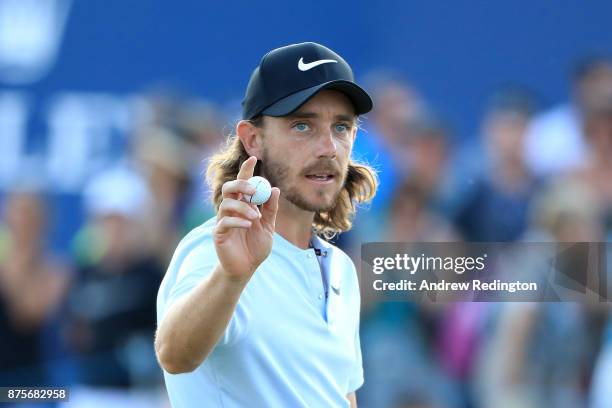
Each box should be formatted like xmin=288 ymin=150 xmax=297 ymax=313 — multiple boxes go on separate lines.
xmin=242 ymin=42 xmax=373 ymax=120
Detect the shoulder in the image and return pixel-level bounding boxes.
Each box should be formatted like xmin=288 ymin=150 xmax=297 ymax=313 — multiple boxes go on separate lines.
xmin=328 ymin=241 xmax=355 ymax=270
xmin=170 ymin=217 xmax=218 ymax=269
xmin=527 ymin=104 xmax=578 ymax=134
xmin=157 ymin=217 xmax=218 ymax=315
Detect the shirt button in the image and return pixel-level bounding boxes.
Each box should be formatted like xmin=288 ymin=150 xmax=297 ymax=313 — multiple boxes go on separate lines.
xmin=307 ymin=253 xmax=313 ymax=258
xmin=318 ymin=294 xmax=323 ymax=300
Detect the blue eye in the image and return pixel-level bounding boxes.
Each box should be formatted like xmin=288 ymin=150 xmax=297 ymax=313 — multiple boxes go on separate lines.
xmin=335 ymin=123 xmax=349 ymax=133
xmin=294 ymin=123 xmax=310 ymax=132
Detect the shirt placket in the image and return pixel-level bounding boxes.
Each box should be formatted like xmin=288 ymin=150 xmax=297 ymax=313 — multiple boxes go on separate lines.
xmin=304 ymin=249 xmax=327 ymax=320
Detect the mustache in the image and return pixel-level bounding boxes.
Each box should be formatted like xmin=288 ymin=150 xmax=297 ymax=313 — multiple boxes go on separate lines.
xmin=301 ymin=161 xmax=342 ymax=176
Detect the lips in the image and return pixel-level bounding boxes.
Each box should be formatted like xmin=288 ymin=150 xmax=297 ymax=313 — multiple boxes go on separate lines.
xmin=306 ymin=174 xmax=334 ymax=181
xmin=303 ymin=162 xmax=340 ymax=185
xmin=305 ymin=174 xmax=336 ymax=185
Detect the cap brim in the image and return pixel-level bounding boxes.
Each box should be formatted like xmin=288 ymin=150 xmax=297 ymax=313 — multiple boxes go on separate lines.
xmin=261 ymin=80 xmax=373 ymax=117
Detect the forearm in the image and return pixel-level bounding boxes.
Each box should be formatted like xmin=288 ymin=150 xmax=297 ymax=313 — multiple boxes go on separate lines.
xmin=155 ymin=264 xmax=248 ymax=374
xmin=2 ymin=270 xmax=67 ymax=328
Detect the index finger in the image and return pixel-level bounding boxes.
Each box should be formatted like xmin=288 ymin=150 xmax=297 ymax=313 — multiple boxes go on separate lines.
xmin=237 ymin=156 xmax=257 ymax=181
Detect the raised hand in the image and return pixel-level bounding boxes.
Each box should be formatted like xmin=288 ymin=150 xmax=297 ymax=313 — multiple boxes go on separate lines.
xmin=213 ymin=156 xmax=280 ymax=283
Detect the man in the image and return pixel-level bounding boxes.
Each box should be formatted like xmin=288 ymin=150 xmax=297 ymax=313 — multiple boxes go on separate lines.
xmin=523 ymin=57 xmax=612 ymax=178
xmin=155 ymin=42 xmax=377 ymax=407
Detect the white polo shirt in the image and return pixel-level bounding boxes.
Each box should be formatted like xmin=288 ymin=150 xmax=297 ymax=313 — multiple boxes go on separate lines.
xmin=156 ymin=217 xmax=363 ymax=408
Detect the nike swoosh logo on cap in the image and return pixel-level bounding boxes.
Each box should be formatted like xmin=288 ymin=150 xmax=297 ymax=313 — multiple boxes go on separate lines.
xmin=298 ymin=57 xmax=338 ymax=71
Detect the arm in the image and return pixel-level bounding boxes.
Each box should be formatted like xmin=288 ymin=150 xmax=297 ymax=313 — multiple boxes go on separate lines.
xmin=155 ymin=264 xmax=248 ymax=374
xmin=347 ymin=392 xmax=357 ymax=408
xmin=155 ymin=157 xmax=280 ymax=374
xmin=1 ymin=261 xmax=69 ymax=329
xmin=500 ymin=303 xmax=538 ymax=386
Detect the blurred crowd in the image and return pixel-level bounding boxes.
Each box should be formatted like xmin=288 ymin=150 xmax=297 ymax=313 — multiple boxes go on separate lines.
xmin=1 ymin=57 xmax=612 ymax=408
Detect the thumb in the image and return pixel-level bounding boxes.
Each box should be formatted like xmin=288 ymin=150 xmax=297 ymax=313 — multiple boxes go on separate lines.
xmin=261 ymin=187 xmax=280 ymax=231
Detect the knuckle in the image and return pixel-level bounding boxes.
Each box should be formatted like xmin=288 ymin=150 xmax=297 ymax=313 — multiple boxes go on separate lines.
xmin=234 ymin=180 xmax=248 ymax=192
xmin=219 ymin=198 xmax=234 ymax=210
xmin=221 ymin=180 xmax=233 ymax=195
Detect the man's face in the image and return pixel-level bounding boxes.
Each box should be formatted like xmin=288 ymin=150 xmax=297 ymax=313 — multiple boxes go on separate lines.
xmin=257 ymin=90 xmax=357 ymax=212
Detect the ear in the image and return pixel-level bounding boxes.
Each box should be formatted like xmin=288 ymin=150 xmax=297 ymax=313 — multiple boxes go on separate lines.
xmin=237 ymin=119 xmax=263 ymax=158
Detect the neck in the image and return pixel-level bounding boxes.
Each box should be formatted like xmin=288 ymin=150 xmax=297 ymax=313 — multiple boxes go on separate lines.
xmin=274 ymin=196 xmax=315 ymax=249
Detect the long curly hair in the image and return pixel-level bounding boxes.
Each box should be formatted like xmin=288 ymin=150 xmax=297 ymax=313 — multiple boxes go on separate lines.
xmin=205 ymin=122 xmax=378 ymax=239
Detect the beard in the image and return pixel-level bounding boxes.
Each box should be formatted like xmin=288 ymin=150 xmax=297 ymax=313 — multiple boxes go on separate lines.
xmin=260 ymin=146 xmax=347 ymax=213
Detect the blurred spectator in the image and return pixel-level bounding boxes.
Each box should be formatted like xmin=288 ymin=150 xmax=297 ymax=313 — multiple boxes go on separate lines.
xmin=173 ymin=100 xmax=228 ymax=230
xmin=173 ymin=99 xmax=225 ymax=158
xmin=133 ymin=127 xmax=195 ymax=264
xmin=455 ymin=89 xmax=538 ymax=241
xmin=353 ymin=74 xmax=428 ymax=214
xmin=569 ymin=95 xmax=612 ymax=238
xmin=404 ymin=115 xmax=462 ymax=218
xmin=134 ymin=90 xmax=225 ymax=168
xmin=524 ymin=57 xmax=612 ymax=178
xmin=442 ymin=142 xmax=544 ymax=408
xmin=591 ymin=317 xmax=612 ymax=408
xmin=529 ymin=179 xmax=604 ymax=242
xmin=476 ymin=300 xmax=594 ymax=408
xmin=358 ymin=180 xmax=460 ymax=408
xmin=436 ymin=302 xmax=489 ymax=408
xmin=169 ymin=99 xmax=226 ymax=232
xmin=474 ymin=180 xmax=604 ymax=408
xmin=0 ymin=189 xmax=70 ymax=386
xmin=65 ymin=167 xmax=163 ymax=405
xmin=358 ymin=301 xmax=460 ymax=408
xmin=132 ymin=93 xmax=225 ymax=245
xmin=385 ymin=181 xmax=458 ymax=242
xmin=339 ymin=75 xmax=430 ymax=254
xmin=346 ymin=95 xmax=455 ymax=253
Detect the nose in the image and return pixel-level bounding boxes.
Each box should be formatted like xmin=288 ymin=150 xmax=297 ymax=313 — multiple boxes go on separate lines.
xmin=317 ymin=128 xmax=337 ymax=159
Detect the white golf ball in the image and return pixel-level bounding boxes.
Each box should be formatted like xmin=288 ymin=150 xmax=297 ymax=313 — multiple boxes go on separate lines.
xmin=244 ymin=176 xmax=272 ymax=205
